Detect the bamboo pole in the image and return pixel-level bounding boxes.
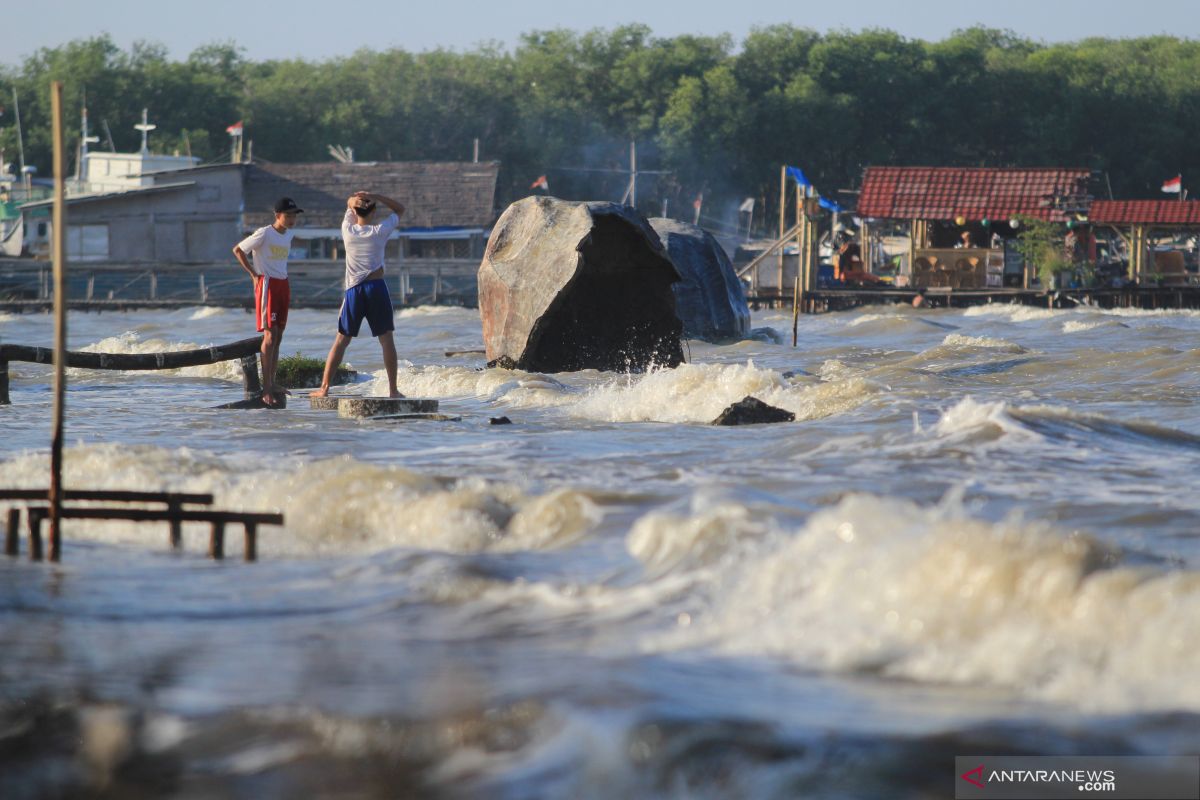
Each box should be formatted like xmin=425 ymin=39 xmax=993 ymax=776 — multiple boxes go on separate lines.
xmin=778 ymin=166 xmax=786 ymax=299
xmin=791 ymin=275 xmax=800 ymax=346
xmin=49 ymin=81 xmax=68 ymax=563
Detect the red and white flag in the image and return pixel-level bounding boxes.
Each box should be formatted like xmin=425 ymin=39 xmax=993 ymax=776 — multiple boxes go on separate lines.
xmin=1162 ymin=174 xmax=1182 ymax=193
xmin=530 ymin=175 xmax=549 ymax=191
xmin=226 ymin=120 xmax=243 ymax=136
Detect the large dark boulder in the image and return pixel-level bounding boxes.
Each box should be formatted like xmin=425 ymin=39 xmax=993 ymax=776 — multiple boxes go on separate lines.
xmin=479 ymin=197 xmax=685 ymax=372
xmin=650 ymin=218 xmax=751 ymax=341
xmin=712 ymin=396 xmax=795 ymax=426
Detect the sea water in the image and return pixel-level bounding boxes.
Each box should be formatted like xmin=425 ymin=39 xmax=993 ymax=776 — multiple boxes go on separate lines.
xmin=1 ymin=302 xmax=1198 ymax=798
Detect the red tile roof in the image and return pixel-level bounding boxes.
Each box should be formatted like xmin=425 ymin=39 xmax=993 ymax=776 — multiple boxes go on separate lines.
xmin=857 ymin=167 xmax=1094 ymax=222
xmin=1088 ymin=200 xmax=1200 ymax=226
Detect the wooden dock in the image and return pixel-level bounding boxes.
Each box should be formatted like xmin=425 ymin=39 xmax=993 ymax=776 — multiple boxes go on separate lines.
xmin=752 ymin=286 xmax=1200 ymax=313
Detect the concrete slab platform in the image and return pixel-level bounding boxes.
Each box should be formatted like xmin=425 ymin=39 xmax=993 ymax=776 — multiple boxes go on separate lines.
xmin=337 ymin=397 xmax=439 ymax=418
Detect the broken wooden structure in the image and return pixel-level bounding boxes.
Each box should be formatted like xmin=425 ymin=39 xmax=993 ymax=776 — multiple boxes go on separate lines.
xmin=0 ymin=335 xmax=267 ymax=405
xmin=2 ymin=488 xmax=283 ymax=562
xmin=478 ymin=197 xmax=684 ymax=372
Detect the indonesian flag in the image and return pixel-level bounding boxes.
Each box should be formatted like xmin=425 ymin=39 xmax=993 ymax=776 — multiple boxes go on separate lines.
xmin=1162 ymin=174 xmax=1182 ymax=193
xmin=530 ymin=175 xmax=549 ymax=191
xmin=226 ymin=121 xmax=243 ymax=136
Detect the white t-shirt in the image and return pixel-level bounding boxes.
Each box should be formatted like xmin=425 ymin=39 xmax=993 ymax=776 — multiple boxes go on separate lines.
xmin=342 ymin=209 xmax=400 ymax=289
xmin=237 ymin=225 xmax=294 ymax=280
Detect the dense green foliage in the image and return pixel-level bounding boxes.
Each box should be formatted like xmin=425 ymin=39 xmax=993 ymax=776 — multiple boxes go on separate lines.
xmin=3 ymin=26 xmax=1198 ymax=228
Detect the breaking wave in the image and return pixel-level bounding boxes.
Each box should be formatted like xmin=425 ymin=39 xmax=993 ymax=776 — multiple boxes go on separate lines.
xmin=0 ymin=445 xmax=602 ymax=555
xmin=568 ymin=362 xmax=874 ymax=424
xmin=643 ymin=493 xmax=1200 ymax=713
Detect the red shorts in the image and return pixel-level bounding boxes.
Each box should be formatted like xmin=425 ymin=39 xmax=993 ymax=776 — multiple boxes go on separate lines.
xmin=255 ymin=275 xmax=290 ymax=331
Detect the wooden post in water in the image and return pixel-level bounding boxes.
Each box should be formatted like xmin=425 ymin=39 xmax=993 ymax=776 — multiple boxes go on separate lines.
xmin=5 ymin=508 xmax=18 ymax=556
xmin=240 ymin=354 xmax=262 ymax=399
xmin=794 ymin=181 xmax=803 ymax=310
xmin=244 ymin=522 xmax=257 ymax=562
xmin=791 ymin=275 xmax=800 ymax=346
xmin=209 ymin=521 xmax=225 ymax=560
xmin=48 ymin=81 xmax=68 ymax=563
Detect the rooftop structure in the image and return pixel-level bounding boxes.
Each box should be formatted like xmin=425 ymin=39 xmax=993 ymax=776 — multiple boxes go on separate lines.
xmin=857 ymin=166 xmax=1096 ymax=222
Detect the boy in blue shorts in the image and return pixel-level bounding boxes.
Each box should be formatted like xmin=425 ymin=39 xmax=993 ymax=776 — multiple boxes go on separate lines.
xmin=311 ymin=191 xmax=406 ymax=398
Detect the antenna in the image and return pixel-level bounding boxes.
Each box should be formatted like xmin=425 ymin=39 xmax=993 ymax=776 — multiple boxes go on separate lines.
xmin=80 ymin=92 xmax=99 ymax=182
xmin=101 ymin=119 xmax=116 ymax=152
xmin=133 ymin=108 xmax=156 ymax=154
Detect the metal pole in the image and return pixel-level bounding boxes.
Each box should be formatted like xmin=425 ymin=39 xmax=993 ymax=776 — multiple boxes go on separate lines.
xmin=12 ymin=89 xmax=26 ymax=181
xmin=49 ymin=81 xmax=68 ymax=563
xmin=630 ymin=140 xmax=637 ymax=209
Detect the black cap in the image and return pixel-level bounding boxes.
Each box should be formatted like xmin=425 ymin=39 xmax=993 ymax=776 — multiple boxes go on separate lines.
xmin=274 ymin=197 xmax=303 ymax=214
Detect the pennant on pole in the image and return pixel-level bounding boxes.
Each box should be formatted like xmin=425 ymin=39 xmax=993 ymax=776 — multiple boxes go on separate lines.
xmin=738 ymin=197 xmax=755 ymax=213
xmin=225 ymin=120 xmax=243 ymax=136
xmin=530 ymin=175 xmax=549 ymax=191
xmin=1162 ymin=174 xmax=1182 ymax=193
xmin=818 ymin=197 xmax=843 ymax=213
xmin=692 ymin=193 xmax=703 ymax=224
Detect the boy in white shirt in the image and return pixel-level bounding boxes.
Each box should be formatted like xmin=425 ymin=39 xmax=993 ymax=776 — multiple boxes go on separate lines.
xmin=311 ymin=191 xmax=406 ymax=399
xmin=233 ymin=196 xmax=302 ymax=406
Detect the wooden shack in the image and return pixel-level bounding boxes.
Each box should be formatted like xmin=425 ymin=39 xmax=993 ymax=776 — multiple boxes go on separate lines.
xmin=856 ymin=166 xmax=1096 ymax=289
xmin=1088 ymin=200 xmax=1200 ymax=286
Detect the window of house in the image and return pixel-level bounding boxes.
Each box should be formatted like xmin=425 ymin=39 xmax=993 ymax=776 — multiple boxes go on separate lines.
xmin=67 ymin=224 xmax=109 ymax=260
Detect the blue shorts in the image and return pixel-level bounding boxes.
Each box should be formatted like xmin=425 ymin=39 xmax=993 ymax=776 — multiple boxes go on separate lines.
xmin=338 ymin=278 xmax=395 ymax=337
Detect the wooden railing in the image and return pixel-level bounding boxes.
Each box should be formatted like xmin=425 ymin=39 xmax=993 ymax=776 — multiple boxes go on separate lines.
xmin=2 ymin=488 xmax=282 ymax=562
xmin=0 ymin=335 xmax=264 ymax=405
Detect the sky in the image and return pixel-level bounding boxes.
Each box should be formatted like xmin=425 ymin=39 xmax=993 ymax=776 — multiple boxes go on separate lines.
xmin=6 ymin=0 xmax=1198 ymax=64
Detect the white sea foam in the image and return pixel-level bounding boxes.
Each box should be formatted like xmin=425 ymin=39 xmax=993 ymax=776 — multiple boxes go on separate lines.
xmin=941 ymin=333 xmax=1025 ymax=350
xmin=627 ymin=504 xmax=767 ymax=573
xmin=568 ymin=362 xmax=874 ymax=424
xmin=188 ymin=307 xmax=227 ymax=320
xmin=962 ymin=305 xmax=1059 ymax=323
xmin=0 ymin=445 xmax=602 ymax=555
xmin=74 ymin=331 xmax=242 ymax=381
xmin=846 ymin=313 xmax=898 ymax=328
xmin=931 ymin=396 xmax=1040 ymax=443
xmin=673 ymin=493 xmax=1200 ymax=713
xmin=1062 ymin=320 xmax=1106 ymax=333
xmin=366 ymin=365 xmax=578 ymax=408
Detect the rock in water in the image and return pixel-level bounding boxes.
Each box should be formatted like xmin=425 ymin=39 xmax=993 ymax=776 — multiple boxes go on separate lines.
xmin=712 ymin=396 xmax=795 ymax=426
xmin=649 ymin=218 xmax=750 ymax=341
xmin=478 ymin=197 xmax=685 ymax=372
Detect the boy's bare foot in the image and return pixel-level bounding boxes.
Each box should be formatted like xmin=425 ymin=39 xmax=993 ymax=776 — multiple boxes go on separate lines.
xmin=310 ymin=386 xmax=329 ymax=398
xmin=388 ymin=389 xmax=404 ymax=398
xmin=262 ymin=391 xmax=276 ymax=406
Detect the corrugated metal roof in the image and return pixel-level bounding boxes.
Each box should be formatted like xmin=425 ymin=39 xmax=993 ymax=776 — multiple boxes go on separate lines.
xmin=857 ymin=167 xmax=1094 ymax=222
xmin=1089 ymin=199 xmax=1200 ymax=226
xmin=18 ymin=181 xmax=195 ymax=209
xmin=243 ymin=161 xmax=499 ymax=230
